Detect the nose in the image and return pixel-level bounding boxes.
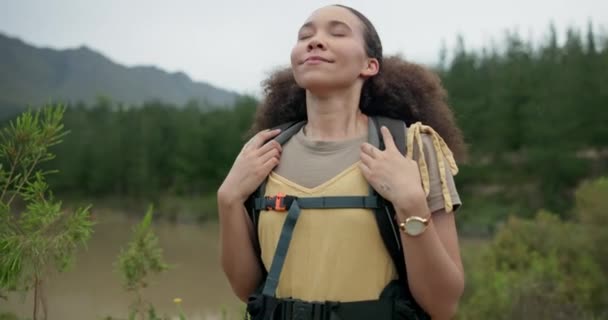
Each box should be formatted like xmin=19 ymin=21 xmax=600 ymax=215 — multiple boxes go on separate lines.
xmin=307 ymin=38 xmax=326 ymax=51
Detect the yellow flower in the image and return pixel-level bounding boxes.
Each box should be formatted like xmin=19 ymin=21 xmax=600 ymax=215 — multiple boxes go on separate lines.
xmin=173 ymin=298 xmax=182 ymax=304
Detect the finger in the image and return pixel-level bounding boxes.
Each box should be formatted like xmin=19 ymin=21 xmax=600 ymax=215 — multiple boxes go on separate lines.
xmin=256 ymin=139 xmax=282 ymax=156
xmin=248 ymin=128 xmax=282 ymax=150
xmin=262 ymin=156 xmax=280 ymax=172
xmin=259 ymin=147 xmax=281 ymax=164
xmin=360 ymin=150 xmax=374 ymax=167
xmin=358 ymin=162 xmax=372 ymax=180
xmin=380 ymin=126 xmax=397 ymax=151
xmin=360 ymin=143 xmax=378 ymax=159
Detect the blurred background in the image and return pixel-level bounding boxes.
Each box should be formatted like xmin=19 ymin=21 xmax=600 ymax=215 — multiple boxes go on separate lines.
xmin=1 ymin=0 xmax=607 ymax=319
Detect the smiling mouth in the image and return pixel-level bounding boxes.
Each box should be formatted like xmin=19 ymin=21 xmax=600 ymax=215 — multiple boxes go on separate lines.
xmin=303 ymin=57 xmax=333 ymax=64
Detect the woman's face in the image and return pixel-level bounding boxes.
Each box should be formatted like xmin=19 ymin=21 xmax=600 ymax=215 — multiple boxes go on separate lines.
xmin=290 ymin=6 xmax=378 ymax=94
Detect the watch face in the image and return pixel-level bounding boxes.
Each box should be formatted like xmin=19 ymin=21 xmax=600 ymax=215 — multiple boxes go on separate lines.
xmin=406 ymin=219 xmax=426 ymax=236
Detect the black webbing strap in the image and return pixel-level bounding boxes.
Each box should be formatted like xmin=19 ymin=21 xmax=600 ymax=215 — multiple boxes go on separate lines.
xmin=269 ymin=296 xmax=394 ymax=320
xmin=262 ymin=199 xmax=302 ymax=296
xmin=254 ymin=195 xmax=380 ymax=211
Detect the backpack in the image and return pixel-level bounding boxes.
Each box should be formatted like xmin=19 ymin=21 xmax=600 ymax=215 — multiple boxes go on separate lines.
xmin=244 ymin=116 xmax=431 ymax=320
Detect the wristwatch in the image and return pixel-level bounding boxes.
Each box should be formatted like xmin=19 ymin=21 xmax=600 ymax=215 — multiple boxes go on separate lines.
xmin=399 ymin=215 xmax=430 ymax=237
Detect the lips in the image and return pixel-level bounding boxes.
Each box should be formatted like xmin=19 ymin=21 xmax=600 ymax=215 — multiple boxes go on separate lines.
xmin=303 ymin=56 xmax=333 ymax=64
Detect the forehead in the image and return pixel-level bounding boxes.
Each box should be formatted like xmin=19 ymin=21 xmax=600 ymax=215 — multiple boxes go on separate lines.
xmin=302 ymin=6 xmax=363 ymax=31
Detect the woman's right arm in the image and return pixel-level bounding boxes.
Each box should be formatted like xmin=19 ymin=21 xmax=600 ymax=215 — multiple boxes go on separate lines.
xmin=217 ymin=129 xmax=283 ymax=302
xmin=217 ymin=193 xmax=262 ymax=302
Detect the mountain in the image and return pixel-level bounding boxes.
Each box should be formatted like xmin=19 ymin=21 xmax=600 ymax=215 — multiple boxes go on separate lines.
xmin=0 ymin=33 xmax=240 ymax=117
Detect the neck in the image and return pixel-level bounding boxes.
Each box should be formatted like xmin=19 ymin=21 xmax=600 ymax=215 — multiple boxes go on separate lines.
xmin=304 ymin=88 xmax=368 ymax=141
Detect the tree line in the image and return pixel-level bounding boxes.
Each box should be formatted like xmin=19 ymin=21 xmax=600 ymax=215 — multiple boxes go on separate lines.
xmin=2 ymin=24 xmax=605 ymax=234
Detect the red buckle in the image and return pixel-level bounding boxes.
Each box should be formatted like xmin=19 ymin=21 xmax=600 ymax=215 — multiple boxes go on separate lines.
xmin=265 ymin=192 xmax=287 ymax=212
xmin=275 ymin=192 xmax=287 ymax=211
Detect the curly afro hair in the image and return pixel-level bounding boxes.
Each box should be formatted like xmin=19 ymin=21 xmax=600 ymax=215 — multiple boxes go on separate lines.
xmin=250 ymin=5 xmax=467 ymax=162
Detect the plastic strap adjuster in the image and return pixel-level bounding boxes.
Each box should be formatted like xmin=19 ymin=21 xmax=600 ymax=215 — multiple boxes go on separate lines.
xmin=264 ymin=192 xmax=295 ymax=212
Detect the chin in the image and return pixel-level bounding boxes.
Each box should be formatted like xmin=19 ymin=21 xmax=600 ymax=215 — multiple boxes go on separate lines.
xmin=295 ymin=73 xmax=347 ymax=93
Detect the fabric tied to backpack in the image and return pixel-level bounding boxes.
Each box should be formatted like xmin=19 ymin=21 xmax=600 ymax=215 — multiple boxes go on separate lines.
xmin=406 ymin=122 xmax=459 ymax=213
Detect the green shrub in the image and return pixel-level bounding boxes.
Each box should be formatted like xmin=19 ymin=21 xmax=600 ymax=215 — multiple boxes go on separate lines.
xmin=458 ymin=177 xmax=608 ymax=319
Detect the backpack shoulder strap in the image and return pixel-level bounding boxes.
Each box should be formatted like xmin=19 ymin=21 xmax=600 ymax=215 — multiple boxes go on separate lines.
xmin=252 ymin=121 xmax=306 ymax=203
xmin=272 ymin=121 xmax=307 ymax=145
xmin=370 ymin=116 xmax=414 ymax=297
xmin=374 ymin=116 xmax=407 ymax=155
xmin=245 ymin=121 xmax=306 ymax=249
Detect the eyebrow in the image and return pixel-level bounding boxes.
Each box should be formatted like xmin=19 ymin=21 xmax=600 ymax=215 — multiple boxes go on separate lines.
xmin=298 ymin=20 xmax=352 ymax=33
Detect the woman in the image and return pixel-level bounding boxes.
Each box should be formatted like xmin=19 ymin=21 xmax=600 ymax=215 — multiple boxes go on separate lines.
xmin=218 ymin=5 xmax=466 ymax=319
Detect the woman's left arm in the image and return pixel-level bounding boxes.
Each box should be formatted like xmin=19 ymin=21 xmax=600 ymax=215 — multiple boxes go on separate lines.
xmin=394 ymin=201 xmax=464 ymax=320
xmin=360 ymin=126 xmax=464 ymax=319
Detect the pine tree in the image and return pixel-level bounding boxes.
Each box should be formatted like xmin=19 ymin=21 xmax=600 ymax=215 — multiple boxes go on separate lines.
xmin=0 ymin=105 xmax=94 ymax=320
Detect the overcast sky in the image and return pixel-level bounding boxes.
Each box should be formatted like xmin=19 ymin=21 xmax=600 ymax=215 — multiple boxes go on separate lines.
xmin=1 ymin=0 xmax=606 ymax=95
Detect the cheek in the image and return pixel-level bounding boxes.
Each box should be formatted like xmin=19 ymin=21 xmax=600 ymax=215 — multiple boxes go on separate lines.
xmin=290 ymin=46 xmax=305 ymax=86
xmin=335 ymin=43 xmax=367 ymax=72
xmin=333 ymin=59 xmax=364 ymax=81
xmin=349 ymin=50 xmax=368 ymax=70
xmin=290 ymin=44 xmax=303 ymax=68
